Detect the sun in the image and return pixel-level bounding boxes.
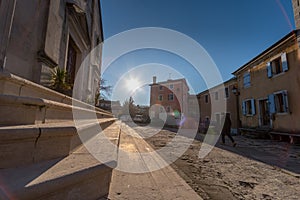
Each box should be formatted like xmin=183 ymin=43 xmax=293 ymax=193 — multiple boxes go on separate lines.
xmin=126 ymin=78 xmax=140 ymax=92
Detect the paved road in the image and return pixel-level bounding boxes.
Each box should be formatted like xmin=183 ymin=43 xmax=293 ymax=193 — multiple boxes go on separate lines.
xmin=107 ymin=123 xmax=300 ymax=199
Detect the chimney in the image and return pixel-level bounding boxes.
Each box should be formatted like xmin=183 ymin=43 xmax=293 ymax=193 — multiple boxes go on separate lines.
xmin=292 ymin=0 xmax=300 ymax=30
xmin=153 ymin=76 xmax=157 ymax=84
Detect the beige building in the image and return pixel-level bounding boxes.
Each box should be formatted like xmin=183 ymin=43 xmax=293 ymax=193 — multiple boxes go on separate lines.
xmin=0 ymin=0 xmax=103 ymax=102
xmin=233 ymin=30 xmax=300 ymax=133
xmin=197 ymin=78 xmax=239 ymax=134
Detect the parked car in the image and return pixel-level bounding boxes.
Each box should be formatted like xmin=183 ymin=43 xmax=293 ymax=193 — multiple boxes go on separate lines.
xmin=133 ymin=115 xmax=144 ymax=123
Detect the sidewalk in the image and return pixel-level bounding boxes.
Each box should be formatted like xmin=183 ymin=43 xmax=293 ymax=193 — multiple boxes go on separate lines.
xmin=107 ymin=123 xmax=202 ymax=200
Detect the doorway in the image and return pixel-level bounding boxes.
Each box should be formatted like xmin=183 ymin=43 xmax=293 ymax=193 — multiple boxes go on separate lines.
xmin=259 ymin=99 xmax=270 ymax=127
xmin=66 ymin=37 xmax=77 ymax=86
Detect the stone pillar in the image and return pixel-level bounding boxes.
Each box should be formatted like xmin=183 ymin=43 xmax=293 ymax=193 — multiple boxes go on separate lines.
xmin=292 ymin=0 xmax=300 ymax=30
xmin=0 ymin=0 xmax=17 ymax=69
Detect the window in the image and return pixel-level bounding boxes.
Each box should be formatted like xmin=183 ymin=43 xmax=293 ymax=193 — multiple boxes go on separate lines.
xmin=243 ymin=72 xmax=251 ymax=87
xmin=205 ymin=95 xmax=209 ymax=103
xmin=242 ymin=99 xmax=256 ymax=116
xmin=225 ymin=87 xmax=229 ymax=98
xmin=215 ymin=92 xmax=219 ymax=100
xmin=168 ymin=93 xmax=174 ymax=101
xmin=268 ymin=91 xmax=289 ymax=114
xmin=158 ymin=95 xmax=163 ymax=101
xmin=166 ymin=106 xmax=171 ymax=112
xmin=169 ymin=84 xmax=174 ymax=89
xmin=267 ymin=53 xmax=289 ymax=78
xmin=159 ymin=85 xmax=163 ymax=90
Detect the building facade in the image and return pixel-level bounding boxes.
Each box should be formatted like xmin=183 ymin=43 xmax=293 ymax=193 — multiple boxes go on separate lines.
xmin=233 ymin=30 xmax=300 ymax=132
xmin=197 ymin=78 xmax=238 ymax=134
xmin=0 ymin=0 xmax=103 ymax=103
xmin=149 ymin=77 xmax=189 ymax=123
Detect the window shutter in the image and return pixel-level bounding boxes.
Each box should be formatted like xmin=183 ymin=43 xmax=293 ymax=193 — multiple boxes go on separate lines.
xmin=268 ymin=94 xmax=276 ymax=114
xmin=251 ymin=99 xmax=256 ymax=115
xmin=281 ymin=53 xmax=289 ymax=72
xmin=242 ymin=101 xmax=246 ymax=115
xmin=282 ymin=91 xmax=289 ymax=113
xmin=267 ymin=62 xmax=273 ymax=78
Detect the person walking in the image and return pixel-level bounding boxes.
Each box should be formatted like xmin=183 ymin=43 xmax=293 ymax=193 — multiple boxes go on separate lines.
xmin=221 ymin=113 xmax=237 ymax=147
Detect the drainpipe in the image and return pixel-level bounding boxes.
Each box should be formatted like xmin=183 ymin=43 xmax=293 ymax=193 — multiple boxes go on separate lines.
xmin=0 ymin=0 xmax=17 ymax=69
xmin=232 ymin=85 xmax=241 ymax=135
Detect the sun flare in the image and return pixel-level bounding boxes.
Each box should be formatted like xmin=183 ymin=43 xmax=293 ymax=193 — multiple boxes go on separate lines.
xmin=126 ymin=78 xmax=140 ymax=92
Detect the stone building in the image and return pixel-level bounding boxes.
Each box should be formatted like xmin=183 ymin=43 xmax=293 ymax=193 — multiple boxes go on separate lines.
xmin=0 ymin=0 xmax=103 ymax=102
xmin=292 ymin=0 xmax=300 ymax=29
xmin=0 ymin=1 xmax=117 ymax=199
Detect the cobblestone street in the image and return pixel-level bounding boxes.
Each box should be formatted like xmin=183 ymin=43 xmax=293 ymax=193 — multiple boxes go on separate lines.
xmin=142 ymin=127 xmax=300 ymax=200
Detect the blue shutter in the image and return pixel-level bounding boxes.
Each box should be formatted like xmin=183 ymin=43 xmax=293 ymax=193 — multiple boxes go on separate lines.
xmin=242 ymin=101 xmax=246 ymax=115
xmin=251 ymin=99 xmax=256 ymax=115
xmin=267 ymin=62 xmax=273 ymax=78
xmin=243 ymin=73 xmax=251 ymax=87
xmin=282 ymin=91 xmax=289 ymax=113
xmin=281 ymin=53 xmax=289 ymax=72
xmin=268 ymin=94 xmax=276 ymax=114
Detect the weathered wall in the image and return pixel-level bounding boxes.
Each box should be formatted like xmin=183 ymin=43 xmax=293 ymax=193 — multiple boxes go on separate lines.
xmin=237 ymin=35 xmax=300 ymax=132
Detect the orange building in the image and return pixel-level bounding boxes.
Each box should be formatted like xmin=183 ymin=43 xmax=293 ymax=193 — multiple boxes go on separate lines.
xmin=149 ymin=77 xmax=189 ymax=124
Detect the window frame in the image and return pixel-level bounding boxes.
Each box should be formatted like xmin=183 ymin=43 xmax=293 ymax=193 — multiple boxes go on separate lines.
xmin=243 ymin=72 xmax=251 ymax=88
xmin=215 ymin=91 xmax=219 ymax=101
xmin=168 ymin=93 xmax=174 ymax=101
xmin=158 ymin=95 xmax=163 ymax=101
xmin=205 ymin=94 xmax=209 ymax=103
xmin=242 ymin=98 xmax=256 ymax=116
xmin=267 ymin=52 xmax=289 ymax=78
xmin=224 ymin=87 xmax=229 ymax=99
xmin=269 ymin=90 xmax=289 ymax=114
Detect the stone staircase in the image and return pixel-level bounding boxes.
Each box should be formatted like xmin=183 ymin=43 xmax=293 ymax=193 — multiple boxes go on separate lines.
xmin=0 ymin=71 xmax=120 ymax=199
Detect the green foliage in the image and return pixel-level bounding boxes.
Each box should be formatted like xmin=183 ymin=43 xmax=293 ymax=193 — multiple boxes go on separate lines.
xmin=50 ymin=67 xmax=71 ymax=93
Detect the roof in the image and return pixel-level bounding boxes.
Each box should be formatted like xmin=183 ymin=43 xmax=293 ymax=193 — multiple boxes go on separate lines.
xmin=149 ymin=78 xmax=189 ymax=90
xmin=196 ymin=77 xmax=237 ymax=97
xmin=232 ymin=30 xmax=298 ymax=75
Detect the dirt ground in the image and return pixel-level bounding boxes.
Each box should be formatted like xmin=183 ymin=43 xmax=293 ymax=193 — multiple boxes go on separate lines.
xmin=144 ymin=129 xmax=300 ymax=200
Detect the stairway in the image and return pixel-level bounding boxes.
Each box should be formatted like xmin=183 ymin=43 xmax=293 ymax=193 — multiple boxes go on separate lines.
xmin=0 ymin=71 xmax=120 ymax=199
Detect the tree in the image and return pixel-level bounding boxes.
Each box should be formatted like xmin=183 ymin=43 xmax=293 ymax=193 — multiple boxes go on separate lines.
xmin=95 ymin=78 xmax=112 ymax=106
xmin=121 ymin=96 xmax=136 ymax=117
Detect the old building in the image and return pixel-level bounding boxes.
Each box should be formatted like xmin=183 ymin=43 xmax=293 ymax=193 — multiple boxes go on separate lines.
xmin=197 ymin=78 xmax=239 ymax=134
xmin=149 ymin=77 xmax=189 ymax=124
xmin=292 ymin=0 xmax=300 ymax=30
xmin=0 ymin=1 xmax=117 ymax=199
xmin=233 ymin=30 xmax=300 ymax=134
xmin=0 ymin=0 xmax=103 ymax=102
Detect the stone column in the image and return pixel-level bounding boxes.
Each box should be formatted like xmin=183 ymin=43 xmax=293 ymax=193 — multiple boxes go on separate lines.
xmin=0 ymin=0 xmax=17 ymax=69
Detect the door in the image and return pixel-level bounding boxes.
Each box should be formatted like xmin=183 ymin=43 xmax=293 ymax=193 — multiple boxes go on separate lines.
xmin=66 ymin=37 xmax=77 ymax=85
xmin=259 ymin=99 xmax=270 ymax=127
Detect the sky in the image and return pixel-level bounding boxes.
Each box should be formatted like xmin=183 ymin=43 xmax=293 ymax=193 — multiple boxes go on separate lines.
xmin=99 ymin=0 xmax=295 ymax=105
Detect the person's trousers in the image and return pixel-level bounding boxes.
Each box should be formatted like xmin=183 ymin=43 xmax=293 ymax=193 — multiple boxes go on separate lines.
xmin=221 ymin=131 xmax=235 ymax=143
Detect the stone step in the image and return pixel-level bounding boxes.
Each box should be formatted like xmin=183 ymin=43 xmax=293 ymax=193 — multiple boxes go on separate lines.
xmin=0 ymin=119 xmax=117 ymax=168
xmin=0 ymin=70 xmax=111 ymax=115
xmin=0 ymin=94 xmax=113 ymax=126
xmin=0 ymin=148 xmax=116 ymax=199
xmin=0 ymin=122 xmax=121 ymax=199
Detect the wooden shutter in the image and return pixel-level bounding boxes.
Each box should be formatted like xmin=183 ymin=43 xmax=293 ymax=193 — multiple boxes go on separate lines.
xmin=281 ymin=53 xmax=289 ymax=72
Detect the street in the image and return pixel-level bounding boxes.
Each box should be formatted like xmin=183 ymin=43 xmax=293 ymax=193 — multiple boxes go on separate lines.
xmin=134 ymin=125 xmax=300 ymax=200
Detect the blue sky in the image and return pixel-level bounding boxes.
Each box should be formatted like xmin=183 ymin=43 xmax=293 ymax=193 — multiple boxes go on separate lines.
xmin=100 ymin=0 xmax=295 ymax=105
